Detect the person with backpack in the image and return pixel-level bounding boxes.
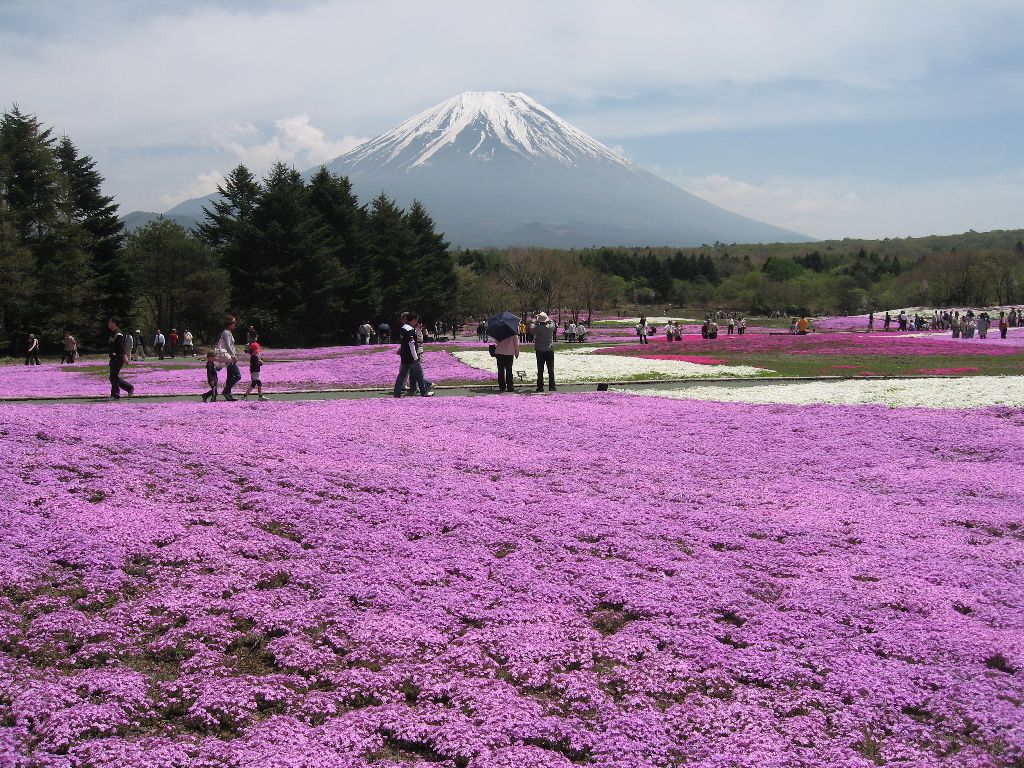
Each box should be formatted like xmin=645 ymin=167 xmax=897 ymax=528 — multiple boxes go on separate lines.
xmin=532 ymin=312 xmax=557 ymax=392
xmin=217 ymin=316 xmax=241 ymax=401
xmin=60 ymin=332 xmax=78 ymax=364
xmin=393 ymin=313 xmax=434 ymax=398
xmin=25 ymin=334 xmax=41 ymax=365
xmin=106 ymin=317 xmax=134 ymax=399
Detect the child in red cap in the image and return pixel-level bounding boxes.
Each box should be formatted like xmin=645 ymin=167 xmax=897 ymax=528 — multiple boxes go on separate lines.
xmin=242 ymin=337 xmax=267 ymax=401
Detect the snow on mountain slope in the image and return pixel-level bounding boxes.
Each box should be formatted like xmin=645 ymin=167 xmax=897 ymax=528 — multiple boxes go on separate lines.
xmin=340 ymin=91 xmax=633 ymax=171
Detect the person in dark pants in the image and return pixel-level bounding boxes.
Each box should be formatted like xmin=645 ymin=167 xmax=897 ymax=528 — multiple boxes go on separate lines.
xmin=393 ymin=313 xmax=434 ymax=397
xmin=154 ymin=329 xmax=165 ymax=359
xmin=107 ymin=317 xmax=134 ymax=399
xmin=25 ymin=334 xmax=41 ymax=365
xmin=218 ymin=316 xmax=241 ymax=401
xmin=494 ymin=332 xmax=519 ymax=392
xmin=168 ymin=329 xmax=179 ymax=358
xmin=532 ymin=311 xmax=557 ymax=392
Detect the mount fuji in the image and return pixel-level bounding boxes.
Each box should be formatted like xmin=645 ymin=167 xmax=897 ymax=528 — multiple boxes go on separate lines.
xmin=163 ymin=91 xmax=810 ymax=247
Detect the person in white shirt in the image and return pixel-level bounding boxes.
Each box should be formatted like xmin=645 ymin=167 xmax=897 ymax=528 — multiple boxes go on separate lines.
xmin=217 ymin=316 xmax=241 ymax=400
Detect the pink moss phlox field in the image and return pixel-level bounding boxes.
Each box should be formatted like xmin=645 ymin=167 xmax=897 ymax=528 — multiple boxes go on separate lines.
xmin=598 ymin=331 xmax=1024 ymax=358
xmin=0 ymin=350 xmax=490 ymax=398
xmin=916 ymin=367 xmax=981 ymax=375
xmin=638 ymin=355 xmax=727 ymax=365
xmin=1 ymin=396 xmax=1022 ymax=767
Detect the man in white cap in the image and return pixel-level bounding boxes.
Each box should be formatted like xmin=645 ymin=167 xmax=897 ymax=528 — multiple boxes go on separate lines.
xmin=532 ymin=312 xmax=557 ymax=392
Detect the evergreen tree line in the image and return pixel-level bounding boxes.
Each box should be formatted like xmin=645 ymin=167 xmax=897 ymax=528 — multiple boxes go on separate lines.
xmin=0 ymin=106 xmax=127 ymax=353
xmin=196 ymin=163 xmax=457 ymax=346
xmin=0 ymin=106 xmax=458 ymax=354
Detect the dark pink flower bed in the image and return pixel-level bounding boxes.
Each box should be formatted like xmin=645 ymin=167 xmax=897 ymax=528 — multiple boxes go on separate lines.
xmin=599 ymin=331 xmax=1024 ymax=357
xmin=1 ymin=395 xmax=1022 ymax=766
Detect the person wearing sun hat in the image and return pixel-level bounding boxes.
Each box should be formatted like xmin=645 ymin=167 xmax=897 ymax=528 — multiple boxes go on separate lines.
xmin=532 ymin=311 xmax=557 ymax=392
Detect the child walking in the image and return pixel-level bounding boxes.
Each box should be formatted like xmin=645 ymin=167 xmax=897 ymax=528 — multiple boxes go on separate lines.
xmin=201 ymin=351 xmax=219 ymax=402
xmin=242 ymin=341 xmax=268 ymax=400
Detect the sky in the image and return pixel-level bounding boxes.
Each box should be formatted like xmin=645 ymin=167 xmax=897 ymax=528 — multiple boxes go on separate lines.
xmin=2 ymin=0 xmax=1022 ymax=240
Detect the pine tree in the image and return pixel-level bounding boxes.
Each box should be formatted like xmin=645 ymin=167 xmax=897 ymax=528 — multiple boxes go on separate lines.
xmin=197 ymin=164 xmax=261 ymax=306
xmin=404 ymin=199 xmax=455 ymax=325
xmin=244 ymin=163 xmax=344 ymax=344
xmin=307 ymin=168 xmax=379 ymax=330
xmin=365 ymin=193 xmax=415 ymax=323
xmin=55 ymin=136 xmax=127 ymax=326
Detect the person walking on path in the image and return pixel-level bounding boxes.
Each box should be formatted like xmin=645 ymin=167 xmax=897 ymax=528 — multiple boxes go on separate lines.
xmin=106 ymin=317 xmax=134 ymax=399
xmin=393 ymin=313 xmax=434 ymax=397
xmin=999 ymin=311 xmax=1009 ymax=339
xmin=636 ymin=317 xmax=649 ymax=345
xmin=242 ymin=340 xmax=268 ymax=401
xmin=182 ymin=329 xmax=195 ymax=357
xmin=133 ymin=329 xmax=146 ymax=360
xmin=494 ymin=330 xmax=520 ymax=392
xmin=201 ymin=351 xmax=219 ymax=402
xmin=867 ymin=312 xmax=874 ymax=332
xmin=60 ymin=332 xmax=78 ymax=364
xmin=153 ymin=329 xmax=166 ymax=359
xmin=218 ymin=316 xmax=241 ymax=401
xmin=168 ymin=329 xmax=179 ymax=357
xmin=25 ymin=334 xmax=41 ymax=365
xmin=533 ymin=312 xmax=557 ymax=392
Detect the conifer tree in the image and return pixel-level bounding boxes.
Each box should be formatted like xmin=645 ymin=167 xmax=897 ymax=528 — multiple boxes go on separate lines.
xmin=404 ymin=199 xmax=455 ymax=325
xmin=365 ymin=193 xmax=415 ymax=323
xmin=55 ymin=136 xmax=127 ymax=324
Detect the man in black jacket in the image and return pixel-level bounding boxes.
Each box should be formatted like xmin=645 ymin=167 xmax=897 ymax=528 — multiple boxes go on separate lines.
xmin=393 ymin=313 xmax=434 ymax=398
xmin=107 ymin=317 xmax=134 ymax=399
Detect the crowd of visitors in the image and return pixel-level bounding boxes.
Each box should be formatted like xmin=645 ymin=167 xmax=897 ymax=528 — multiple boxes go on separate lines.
xmin=869 ymin=308 xmax=1022 ymax=339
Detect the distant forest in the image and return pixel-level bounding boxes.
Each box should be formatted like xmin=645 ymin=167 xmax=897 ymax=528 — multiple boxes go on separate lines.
xmin=458 ymin=229 xmax=1024 ymax=320
xmin=2 ymin=104 xmax=1022 ymax=354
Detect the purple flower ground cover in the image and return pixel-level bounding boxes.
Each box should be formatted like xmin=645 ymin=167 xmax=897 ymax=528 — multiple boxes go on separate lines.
xmin=0 ymin=350 xmax=490 ymax=398
xmin=1 ymin=395 xmax=1022 ymax=767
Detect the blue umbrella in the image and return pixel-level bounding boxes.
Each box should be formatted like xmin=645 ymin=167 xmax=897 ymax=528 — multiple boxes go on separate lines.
xmin=486 ymin=311 xmax=520 ymax=342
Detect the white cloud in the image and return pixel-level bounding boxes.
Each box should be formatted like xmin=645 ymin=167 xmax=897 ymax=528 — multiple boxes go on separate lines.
xmin=159 ymin=169 xmax=225 ymax=209
xmin=209 ymin=115 xmax=368 ymax=171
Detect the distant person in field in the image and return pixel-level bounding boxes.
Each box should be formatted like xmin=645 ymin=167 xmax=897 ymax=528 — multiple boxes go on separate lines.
xmin=999 ymin=311 xmax=1009 ymax=339
xmin=883 ymin=312 xmax=891 ymax=331
xmin=133 ymin=329 xmax=146 ymax=360
xmin=665 ymin=321 xmax=675 ymax=342
xmin=25 ymin=334 xmax=41 ymax=365
xmin=246 ymin=325 xmax=258 ymax=346
xmin=153 ymin=329 xmax=166 ymax=359
xmin=797 ymin=316 xmax=810 ymax=335
xmin=61 ymin=331 xmax=78 ymax=364
xmin=493 ymin=323 xmax=520 ymax=393
xmin=217 ymin=316 xmax=241 ymax=401
xmin=242 ymin=339 xmax=268 ymax=400
xmin=533 ymin=312 xmax=557 ymax=392
xmin=476 ymin=320 xmax=487 ymax=342
xmin=168 ymin=328 xmax=179 ymax=357
xmin=182 ymin=328 xmax=195 ymax=357
xmin=518 ymin=320 xmax=527 ymax=343
xmin=636 ymin=317 xmax=649 ymax=345
xmin=727 ymin=315 xmax=735 ymax=335
xmin=358 ymin=322 xmax=372 ymax=345
xmin=867 ymin=312 xmax=874 ymax=332
xmin=738 ymin=317 xmax=747 ymax=335
xmin=106 ymin=317 xmax=134 ymax=399
xmin=202 ymin=351 xmax=219 ymax=402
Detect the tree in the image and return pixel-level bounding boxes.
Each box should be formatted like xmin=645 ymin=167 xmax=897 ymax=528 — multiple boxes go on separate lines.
xmin=55 ymin=135 xmax=127 ymax=328
xmin=365 ymin=193 xmax=416 ymax=323
xmin=125 ymin=219 xmax=229 ymax=340
xmin=405 ymin=200 xmax=456 ymax=325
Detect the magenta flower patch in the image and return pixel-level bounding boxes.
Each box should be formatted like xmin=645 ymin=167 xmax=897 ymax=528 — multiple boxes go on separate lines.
xmin=0 ymin=395 xmax=1022 ymax=766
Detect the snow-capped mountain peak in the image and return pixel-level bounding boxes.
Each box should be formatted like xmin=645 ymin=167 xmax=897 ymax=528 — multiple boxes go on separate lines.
xmin=338 ymin=91 xmax=634 ymax=171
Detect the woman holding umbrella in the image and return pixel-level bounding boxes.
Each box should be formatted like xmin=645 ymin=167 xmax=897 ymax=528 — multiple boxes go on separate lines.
xmin=487 ymin=311 xmax=521 ymax=393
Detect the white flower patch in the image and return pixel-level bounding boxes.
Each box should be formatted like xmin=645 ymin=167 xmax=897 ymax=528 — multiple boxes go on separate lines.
xmin=452 ymin=348 xmax=771 ymax=382
xmin=617 ymin=376 xmax=1024 ymax=409
xmin=594 ymin=316 xmax=697 ymax=327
